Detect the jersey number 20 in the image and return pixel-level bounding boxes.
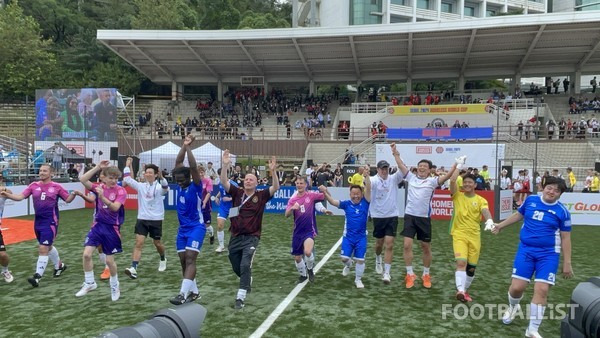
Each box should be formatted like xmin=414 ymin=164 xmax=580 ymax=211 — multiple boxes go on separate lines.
xmin=532 ymin=211 xmax=544 ymax=221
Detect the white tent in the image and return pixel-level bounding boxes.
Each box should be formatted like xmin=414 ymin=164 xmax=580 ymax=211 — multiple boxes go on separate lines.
xmin=138 ymin=141 xmax=181 ymax=172
xmin=191 ymin=142 xmax=236 ymax=170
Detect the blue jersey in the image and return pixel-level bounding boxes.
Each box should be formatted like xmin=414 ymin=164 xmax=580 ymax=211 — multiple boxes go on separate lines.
xmin=176 ymin=182 xmax=203 ymax=228
xmin=518 ymin=195 xmax=571 ymax=252
xmin=339 ymin=198 xmax=370 ymax=238
xmin=218 ymin=180 xmax=238 ymax=207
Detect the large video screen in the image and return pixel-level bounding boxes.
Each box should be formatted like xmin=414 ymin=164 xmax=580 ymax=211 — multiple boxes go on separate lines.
xmin=35 ymin=88 xmax=121 ymax=141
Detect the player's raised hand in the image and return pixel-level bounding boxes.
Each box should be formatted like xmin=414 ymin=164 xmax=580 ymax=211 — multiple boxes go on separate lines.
xmin=126 ymin=157 xmax=133 ymax=166
xmin=455 ymin=155 xmax=467 ymax=170
xmin=222 ymin=149 xmax=231 ymax=166
xmin=390 ymin=143 xmax=399 ymax=155
xmin=268 ymin=156 xmax=277 ymax=171
xmin=183 ymin=134 xmax=195 ymax=146
xmin=562 ymin=263 xmax=574 ymax=279
xmin=98 ymin=160 xmax=110 ymax=169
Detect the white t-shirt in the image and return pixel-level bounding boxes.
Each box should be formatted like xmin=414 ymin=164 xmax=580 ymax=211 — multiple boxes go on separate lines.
xmin=404 ymin=172 xmax=439 ymax=218
xmin=123 ymin=167 xmax=168 ymax=220
xmin=500 ymin=176 xmax=511 ymax=190
xmin=369 ymin=172 xmax=403 ymax=218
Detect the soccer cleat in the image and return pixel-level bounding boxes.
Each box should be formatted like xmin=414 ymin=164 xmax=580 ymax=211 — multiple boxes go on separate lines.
xmin=234 ymin=298 xmax=245 ymax=310
xmin=189 ymin=292 xmax=200 ymax=302
xmin=375 ymin=260 xmax=383 ymax=275
xmin=405 ymin=273 xmax=417 ymax=289
xmin=75 ymin=282 xmax=98 ymax=297
xmin=355 ymin=279 xmax=365 ymax=289
xmin=2 ymin=270 xmax=14 ymax=283
xmin=422 ymin=274 xmax=432 ymax=289
xmin=169 ymin=293 xmax=191 ymax=306
xmin=215 ymin=246 xmax=226 ymax=253
xmin=28 ymin=273 xmax=42 ymax=287
xmin=464 ymin=291 xmax=473 ymax=302
xmin=53 ymin=262 xmax=67 ymax=277
xmin=456 ymin=291 xmax=466 ymax=302
xmin=124 ymin=267 xmax=138 ymax=279
xmin=158 ymin=259 xmax=167 ymax=272
xmin=100 ymin=267 xmax=110 ymax=280
xmin=209 ymin=235 xmax=215 ymax=245
xmin=307 ymin=268 xmax=315 ymax=282
xmin=111 ymin=284 xmax=120 ymax=301
xmin=382 ymin=272 xmax=391 ymax=284
xmin=502 ymin=304 xmax=522 ymax=325
xmin=525 ymin=328 xmax=543 ymax=338
xmin=297 ymin=275 xmax=308 ymax=284
xmin=342 ymin=265 xmax=350 ymax=277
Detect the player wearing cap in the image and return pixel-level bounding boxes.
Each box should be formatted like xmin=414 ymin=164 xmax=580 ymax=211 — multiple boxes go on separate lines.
xmin=369 ymin=143 xmax=405 ymax=284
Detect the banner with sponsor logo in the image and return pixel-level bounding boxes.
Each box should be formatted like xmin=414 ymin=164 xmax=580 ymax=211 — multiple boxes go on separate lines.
xmin=557 ymin=193 xmax=600 ymax=225
xmin=387 ymin=104 xmax=488 ymax=115
xmin=499 ymin=189 xmax=514 ymax=220
xmin=430 ymin=189 xmax=495 ymax=220
xmin=376 ymin=143 xmax=504 ymax=178
xmin=387 ymin=127 xmax=493 ymax=140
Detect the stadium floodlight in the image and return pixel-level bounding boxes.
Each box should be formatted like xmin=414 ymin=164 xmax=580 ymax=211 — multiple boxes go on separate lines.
xmin=560 ymin=276 xmax=600 ymax=338
xmin=98 ymin=303 xmax=206 ymax=338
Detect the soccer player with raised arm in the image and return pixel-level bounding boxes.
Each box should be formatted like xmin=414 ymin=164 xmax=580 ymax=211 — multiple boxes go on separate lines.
xmin=0 ymin=186 xmax=14 ymax=283
xmin=76 ymin=160 xmax=127 ymax=301
xmin=220 ymin=150 xmax=279 ymax=310
xmin=198 ymin=166 xmax=215 ymax=245
xmin=492 ymin=176 xmax=572 ymax=338
xmin=123 ymin=157 xmax=169 ymax=279
xmin=170 ymin=135 xmax=205 ymax=305
xmin=213 ymin=168 xmax=238 ymax=253
xmin=448 ymin=164 xmax=493 ymax=302
xmin=285 ymin=176 xmax=325 ymax=284
xmin=2 ymin=164 xmax=78 ymax=287
xmin=393 ymin=153 xmax=460 ymax=289
xmin=369 ymin=143 xmax=405 ymax=285
xmin=319 ymin=173 xmax=371 ymax=289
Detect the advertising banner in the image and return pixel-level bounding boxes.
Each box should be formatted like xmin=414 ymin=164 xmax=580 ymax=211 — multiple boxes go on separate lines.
xmin=387 ymin=104 xmax=488 ymax=115
xmin=429 ymin=189 xmax=496 ymax=220
xmin=499 ymin=189 xmax=514 ymax=220
xmin=557 ymin=193 xmax=600 ymax=226
xmin=386 ymin=127 xmax=493 ymax=140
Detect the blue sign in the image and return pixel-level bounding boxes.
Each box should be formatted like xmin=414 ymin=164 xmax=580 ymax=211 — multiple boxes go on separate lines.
xmin=387 ymin=127 xmax=493 ymax=140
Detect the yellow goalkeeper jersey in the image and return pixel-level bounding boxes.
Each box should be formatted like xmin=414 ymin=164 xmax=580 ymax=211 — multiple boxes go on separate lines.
xmin=450 ymin=191 xmax=488 ymax=237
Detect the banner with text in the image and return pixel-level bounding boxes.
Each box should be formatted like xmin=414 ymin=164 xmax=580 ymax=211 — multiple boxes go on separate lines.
xmin=387 ymin=104 xmax=488 ymax=115
xmin=430 ymin=189 xmax=495 ymax=220
xmin=557 ymin=193 xmax=600 ymax=226
xmin=386 ymin=127 xmax=493 ymax=140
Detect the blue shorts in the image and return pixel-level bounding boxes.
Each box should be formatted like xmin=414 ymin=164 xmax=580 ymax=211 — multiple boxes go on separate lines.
xmin=35 ymin=224 xmax=58 ymax=246
xmin=512 ymin=243 xmax=560 ymax=285
xmin=291 ymin=232 xmax=314 ymax=256
xmin=176 ymin=224 xmax=206 ymax=253
xmin=340 ymin=235 xmax=367 ymax=260
xmin=85 ymin=223 xmax=122 ymax=255
xmin=218 ymin=202 xmax=232 ymax=220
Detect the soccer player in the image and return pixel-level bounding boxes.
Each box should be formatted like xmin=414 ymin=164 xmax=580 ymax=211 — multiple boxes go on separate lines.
xmin=123 ymin=157 xmax=169 ymax=279
xmin=319 ymin=175 xmax=371 ymax=289
xmin=448 ymin=168 xmax=494 ymax=302
xmin=170 ymin=135 xmax=205 ymax=305
xmin=0 ymin=186 xmax=14 ymax=283
xmin=394 ymin=154 xmax=461 ymax=289
xmin=219 ymin=149 xmax=279 ymax=310
xmin=76 ymin=161 xmax=126 ymax=301
xmin=347 ymin=166 xmax=365 ymax=187
xmin=2 ymin=164 xmax=77 ymax=287
xmin=492 ymin=176 xmax=572 ymax=338
xmin=285 ymin=176 xmax=325 ymax=283
xmin=369 ymin=143 xmax=405 ymax=284
xmin=198 ymin=166 xmax=214 ymax=245
xmin=213 ymin=168 xmax=238 ymax=253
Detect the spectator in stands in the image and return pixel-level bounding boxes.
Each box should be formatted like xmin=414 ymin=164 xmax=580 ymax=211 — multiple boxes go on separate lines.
xmin=500 ymin=169 xmax=511 ymax=190
xmin=517 ymin=121 xmax=524 ymax=139
xmin=566 ymin=118 xmax=573 ymax=139
xmin=452 ymin=120 xmax=461 ymax=128
xmin=480 ymin=165 xmax=491 ymax=190
xmin=333 ymin=163 xmax=343 ymax=187
xmin=472 ymin=168 xmax=485 ymax=190
xmin=546 ymin=77 xmax=552 ymax=95
xmin=61 ymin=96 xmax=83 ymax=135
xmin=592 ymin=76 xmax=597 ymax=93
xmin=566 ymin=167 xmax=576 ymax=192
xmin=327 ymin=112 xmax=332 ymax=125
xmin=558 ymin=118 xmax=566 ymax=139
xmin=553 ymin=78 xmax=560 ymax=94
xmin=563 ymin=78 xmax=570 ymax=93
xmin=546 ymin=119 xmax=556 ymax=140
xmin=512 ymin=176 xmax=523 ymax=208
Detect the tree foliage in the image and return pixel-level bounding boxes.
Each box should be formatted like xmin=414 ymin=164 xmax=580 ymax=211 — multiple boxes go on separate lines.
xmin=131 ymin=0 xmax=198 ymax=30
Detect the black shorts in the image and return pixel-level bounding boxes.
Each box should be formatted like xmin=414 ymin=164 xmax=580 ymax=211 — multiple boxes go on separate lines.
xmin=401 ymin=214 xmax=432 ymax=242
xmin=134 ymin=220 xmax=163 ymax=240
xmin=0 ymin=228 xmax=5 ymax=251
xmin=372 ymin=217 xmax=398 ymax=238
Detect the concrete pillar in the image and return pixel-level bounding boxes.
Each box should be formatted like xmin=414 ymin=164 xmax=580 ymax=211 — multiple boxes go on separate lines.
xmin=406 ymin=77 xmax=413 ymax=95
xmin=482 ymin=0 xmax=487 ymax=17
xmin=572 ymin=71 xmax=582 ymax=95
xmin=412 ymin=0 xmax=417 ymax=22
xmin=458 ymin=75 xmax=466 ymax=92
xmin=502 ymin=0 xmax=508 ymax=13
xmin=309 ymin=80 xmax=315 ymax=96
xmin=459 ymin=0 xmax=465 ymax=19
xmin=292 ymin=0 xmax=299 ymax=28
xmin=310 ymin=0 xmax=317 ymax=27
xmin=512 ymin=73 xmax=522 ymax=95
xmin=264 ymin=81 xmax=268 ymax=96
xmin=217 ymin=80 xmax=223 ymax=102
xmin=437 ymin=0 xmax=442 ymax=20
xmin=171 ymin=81 xmax=178 ymax=101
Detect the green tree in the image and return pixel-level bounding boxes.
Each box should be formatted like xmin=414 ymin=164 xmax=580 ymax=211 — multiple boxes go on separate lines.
xmin=197 ymin=0 xmax=241 ymax=30
xmin=131 ymin=0 xmax=198 ymax=30
xmin=0 ymin=2 xmax=57 ymax=98
xmin=238 ymin=12 xmax=290 ymax=29
xmin=82 ymin=59 xmax=144 ymax=94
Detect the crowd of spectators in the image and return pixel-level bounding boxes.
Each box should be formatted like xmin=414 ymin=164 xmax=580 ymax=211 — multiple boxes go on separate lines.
xmin=568 ymin=96 xmax=600 ymax=114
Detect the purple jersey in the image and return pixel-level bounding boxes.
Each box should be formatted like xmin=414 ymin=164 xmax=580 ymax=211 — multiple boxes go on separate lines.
xmin=90 ymin=183 xmax=127 ymax=227
xmin=22 ymin=181 xmax=69 ymax=227
xmin=287 ymin=191 xmax=324 ymax=238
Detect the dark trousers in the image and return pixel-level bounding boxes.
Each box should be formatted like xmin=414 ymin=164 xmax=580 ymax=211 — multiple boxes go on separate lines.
xmin=228 ymin=235 xmax=260 ymax=291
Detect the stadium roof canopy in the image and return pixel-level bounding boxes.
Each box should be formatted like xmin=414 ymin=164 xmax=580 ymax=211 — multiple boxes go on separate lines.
xmin=97 ymin=11 xmax=600 ymax=85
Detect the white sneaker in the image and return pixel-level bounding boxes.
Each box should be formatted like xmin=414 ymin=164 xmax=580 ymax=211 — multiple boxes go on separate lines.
xmin=76 ymin=282 xmax=98 ymax=297
xmin=382 ymin=272 xmax=391 ymax=284
xmin=2 ymin=270 xmax=14 ymax=283
xmin=502 ymin=304 xmax=521 ymax=325
xmin=158 ymin=259 xmax=167 ymax=272
xmin=111 ymin=283 xmax=120 ymax=301
xmin=375 ymin=260 xmax=383 ymax=275
xmin=355 ymin=279 xmax=364 ymax=289
xmin=125 ymin=267 xmax=138 ymax=279
xmin=525 ymin=328 xmax=543 ymax=338
xmin=215 ymin=246 xmax=225 ymax=253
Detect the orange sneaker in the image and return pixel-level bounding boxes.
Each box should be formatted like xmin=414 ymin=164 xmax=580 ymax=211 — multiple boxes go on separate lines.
xmin=464 ymin=291 xmax=473 ymax=302
xmin=405 ymin=273 xmax=417 ymax=289
xmin=422 ymin=274 xmax=432 ymax=289
xmin=100 ymin=267 xmax=110 ymax=280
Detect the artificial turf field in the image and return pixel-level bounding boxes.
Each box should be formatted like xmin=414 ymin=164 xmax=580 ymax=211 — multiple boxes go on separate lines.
xmin=0 ymin=209 xmax=599 ymax=337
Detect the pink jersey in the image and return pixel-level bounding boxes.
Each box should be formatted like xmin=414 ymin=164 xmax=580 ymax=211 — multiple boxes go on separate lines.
xmin=91 ymin=183 xmax=127 ymax=226
xmin=286 ymin=191 xmax=324 ymax=237
xmin=22 ymin=181 xmax=69 ymax=227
